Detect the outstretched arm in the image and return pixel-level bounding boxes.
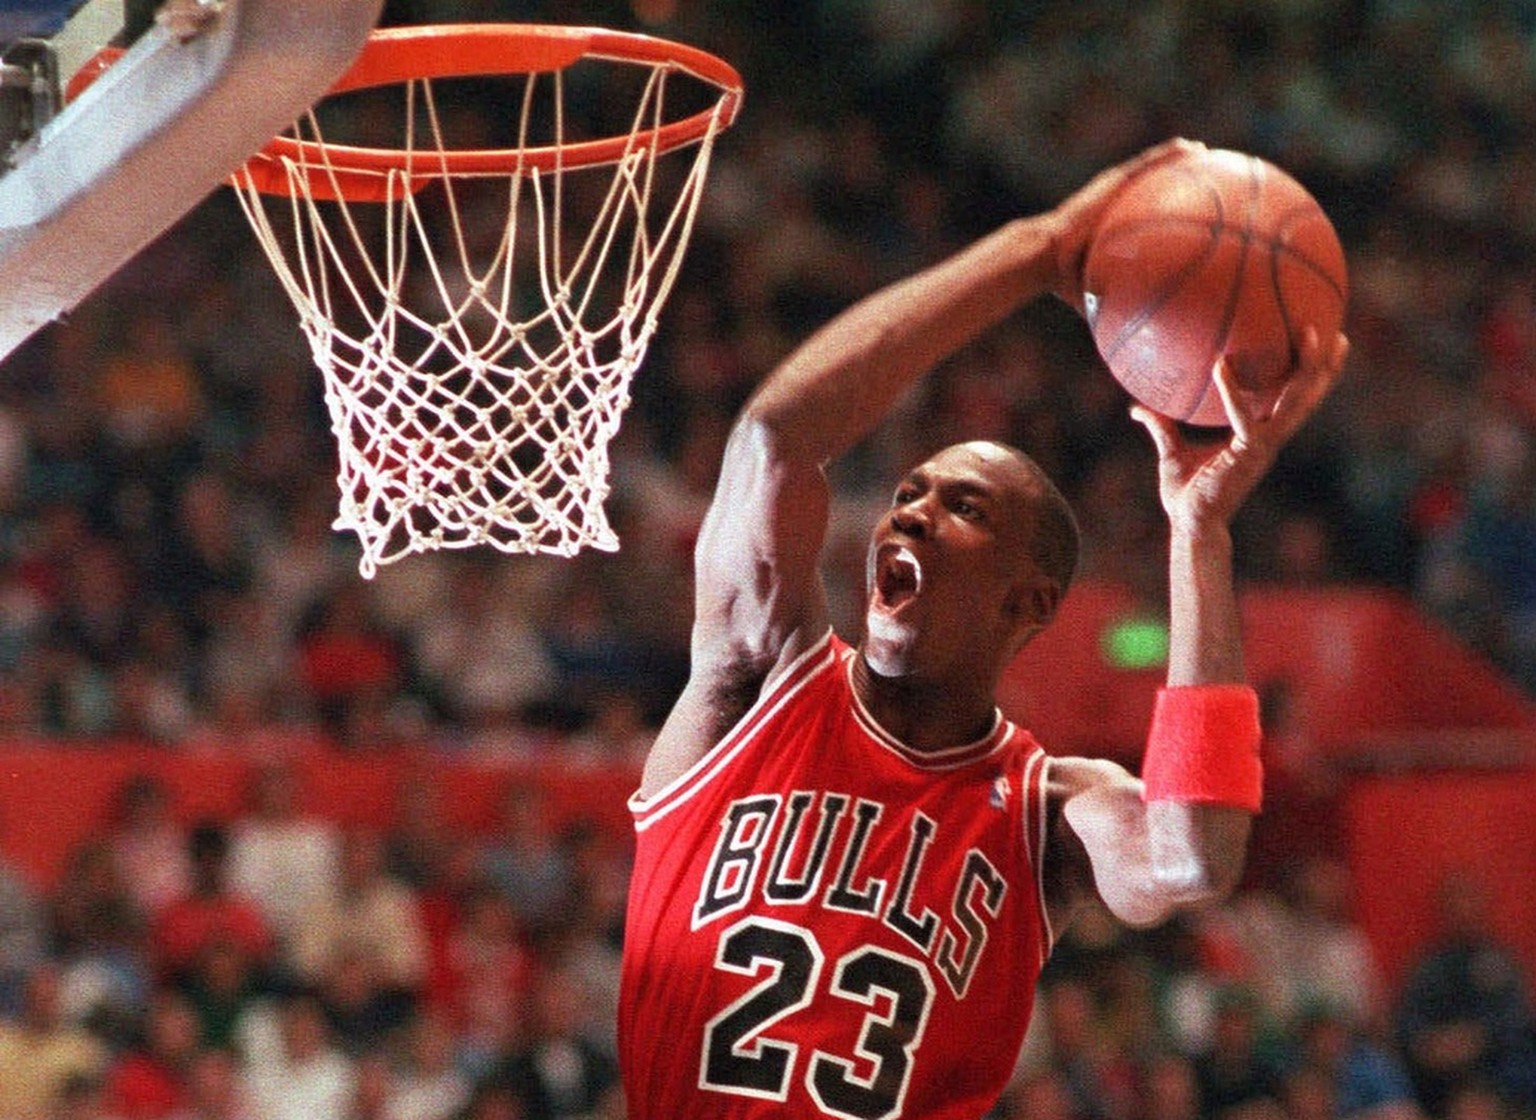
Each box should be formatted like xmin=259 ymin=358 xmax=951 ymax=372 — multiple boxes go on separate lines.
xmin=742 ymin=139 xmax=1201 ymax=465
xmin=639 ymin=141 xmax=1203 ymax=798
xmin=1050 ymin=329 xmax=1349 ymax=930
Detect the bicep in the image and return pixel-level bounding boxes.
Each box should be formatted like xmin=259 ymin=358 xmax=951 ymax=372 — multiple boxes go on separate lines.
xmin=639 ymin=416 xmax=832 ymax=799
xmin=692 ymin=414 xmax=831 ymax=665
xmin=1049 ymin=760 xmax=1165 ymax=930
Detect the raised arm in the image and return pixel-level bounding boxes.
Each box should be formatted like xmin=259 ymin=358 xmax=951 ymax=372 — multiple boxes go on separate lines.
xmin=638 ymin=141 xmax=1204 ymax=798
xmin=1049 ymin=330 xmax=1349 ymax=930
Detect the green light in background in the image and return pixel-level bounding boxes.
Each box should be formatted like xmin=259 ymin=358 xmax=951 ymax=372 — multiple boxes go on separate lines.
xmin=1100 ymin=616 xmax=1169 ymax=670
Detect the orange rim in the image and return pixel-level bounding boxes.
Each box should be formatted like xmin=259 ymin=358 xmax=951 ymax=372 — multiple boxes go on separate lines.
xmin=69 ymin=23 xmax=744 ymax=200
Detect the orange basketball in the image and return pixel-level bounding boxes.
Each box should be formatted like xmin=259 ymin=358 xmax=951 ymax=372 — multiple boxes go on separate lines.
xmin=1082 ymin=147 xmax=1347 ymax=426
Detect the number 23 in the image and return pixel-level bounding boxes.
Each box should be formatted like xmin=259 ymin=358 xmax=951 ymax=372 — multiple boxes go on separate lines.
xmin=701 ymin=916 xmax=936 ymax=1120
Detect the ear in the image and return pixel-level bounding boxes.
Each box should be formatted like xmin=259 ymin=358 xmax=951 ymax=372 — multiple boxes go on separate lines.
xmin=1005 ymin=575 xmax=1062 ymax=636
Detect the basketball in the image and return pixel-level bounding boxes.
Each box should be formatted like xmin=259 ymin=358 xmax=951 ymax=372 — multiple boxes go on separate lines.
xmin=1082 ymin=147 xmax=1347 ymax=426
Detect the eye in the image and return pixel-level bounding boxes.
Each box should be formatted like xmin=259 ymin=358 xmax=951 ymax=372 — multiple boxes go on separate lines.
xmin=952 ymin=497 xmax=985 ymax=521
xmin=893 ymin=485 xmax=918 ymax=506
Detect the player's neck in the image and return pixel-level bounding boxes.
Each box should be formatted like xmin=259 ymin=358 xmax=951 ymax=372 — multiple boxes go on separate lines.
xmin=850 ymin=652 xmax=998 ymax=754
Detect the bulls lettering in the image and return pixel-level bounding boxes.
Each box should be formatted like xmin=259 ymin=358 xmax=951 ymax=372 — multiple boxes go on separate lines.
xmin=693 ymin=790 xmax=1014 ymax=1000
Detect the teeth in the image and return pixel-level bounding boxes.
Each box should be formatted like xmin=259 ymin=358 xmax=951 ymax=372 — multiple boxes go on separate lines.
xmin=874 ymin=545 xmax=921 ymax=609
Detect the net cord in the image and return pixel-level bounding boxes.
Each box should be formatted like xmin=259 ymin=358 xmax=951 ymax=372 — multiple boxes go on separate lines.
xmin=232 ymin=58 xmax=729 ymax=577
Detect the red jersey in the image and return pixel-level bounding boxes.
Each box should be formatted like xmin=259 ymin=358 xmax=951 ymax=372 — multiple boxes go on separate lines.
xmin=620 ymin=632 xmax=1054 ymax=1120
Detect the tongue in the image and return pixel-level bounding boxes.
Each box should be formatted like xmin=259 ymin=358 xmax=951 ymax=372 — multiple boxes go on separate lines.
xmin=879 ymin=555 xmax=919 ymax=608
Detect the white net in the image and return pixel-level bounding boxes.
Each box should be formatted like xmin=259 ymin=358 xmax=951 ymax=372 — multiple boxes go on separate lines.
xmin=233 ymin=39 xmax=735 ymax=577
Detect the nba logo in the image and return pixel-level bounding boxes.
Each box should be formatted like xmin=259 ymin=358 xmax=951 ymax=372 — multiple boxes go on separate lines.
xmin=990 ymin=774 xmax=1010 ymax=809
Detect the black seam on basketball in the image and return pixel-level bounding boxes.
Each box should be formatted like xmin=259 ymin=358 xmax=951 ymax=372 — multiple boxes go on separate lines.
xmin=1096 ymin=217 xmax=1325 ymax=258
xmin=1267 ymin=240 xmax=1299 ymax=367
xmin=1270 ymin=203 xmax=1347 ymax=304
xmin=1091 ymin=157 xmax=1228 ymax=241
xmin=1098 ymin=175 xmax=1236 ymax=420
xmin=1187 ymin=365 xmax=1223 ymax=423
xmin=1090 ymin=213 xmax=1228 ymax=240
xmin=1273 ymin=244 xmax=1345 ymax=303
xmin=1195 ymin=163 xmax=1257 ymax=421
xmin=1097 ymin=212 xmax=1226 ymax=371
xmin=1097 ymin=234 xmax=1224 ymax=388
xmin=1100 ymin=204 xmax=1344 ymax=305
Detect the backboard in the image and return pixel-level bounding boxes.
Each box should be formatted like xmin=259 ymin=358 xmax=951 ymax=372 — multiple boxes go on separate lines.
xmin=0 ymin=0 xmax=384 ymax=364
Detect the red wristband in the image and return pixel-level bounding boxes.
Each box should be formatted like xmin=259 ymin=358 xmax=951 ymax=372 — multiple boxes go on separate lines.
xmin=1141 ymin=684 xmax=1263 ymax=812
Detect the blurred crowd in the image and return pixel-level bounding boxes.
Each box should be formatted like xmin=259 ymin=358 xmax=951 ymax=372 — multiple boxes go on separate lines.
xmin=0 ymin=766 xmax=1532 ymax=1120
xmin=1 ymin=0 xmax=1536 ymax=1116
xmin=0 ymin=765 xmax=630 ymax=1120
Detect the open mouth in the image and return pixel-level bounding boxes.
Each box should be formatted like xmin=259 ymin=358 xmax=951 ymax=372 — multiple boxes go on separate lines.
xmin=873 ymin=544 xmax=922 ymax=614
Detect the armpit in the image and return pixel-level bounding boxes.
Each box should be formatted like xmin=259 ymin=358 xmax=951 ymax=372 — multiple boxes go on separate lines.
xmin=701 ymin=656 xmax=771 ymax=742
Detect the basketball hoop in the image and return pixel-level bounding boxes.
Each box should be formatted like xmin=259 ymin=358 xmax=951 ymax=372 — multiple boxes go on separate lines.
xmin=76 ymin=23 xmax=742 ymax=577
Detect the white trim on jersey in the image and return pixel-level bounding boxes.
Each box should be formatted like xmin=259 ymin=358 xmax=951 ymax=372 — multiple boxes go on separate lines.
xmin=844 ymin=654 xmax=1012 ymax=771
xmin=1029 ymin=752 xmax=1056 ymax=956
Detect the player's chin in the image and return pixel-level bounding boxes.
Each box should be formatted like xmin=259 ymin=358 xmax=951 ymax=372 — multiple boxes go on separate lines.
xmin=863 ymin=614 xmax=917 ymax=677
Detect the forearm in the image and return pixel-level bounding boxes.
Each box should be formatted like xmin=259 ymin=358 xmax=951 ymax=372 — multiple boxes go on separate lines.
xmin=1095 ymin=259 xmax=1345 ymax=930
xmin=1165 ymin=520 xmax=1244 ymax=685
xmin=1141 ymin=519 xmax=1254 ymax=907
xmin=1048 ymin=528 xmax=1257 ymax=930
xmin=745 ymin=215 xmax=1061 ymax=463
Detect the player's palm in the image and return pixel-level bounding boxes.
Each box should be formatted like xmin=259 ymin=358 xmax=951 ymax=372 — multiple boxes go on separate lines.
xmin=1133 ymin=329 xmax=1348 ymax=529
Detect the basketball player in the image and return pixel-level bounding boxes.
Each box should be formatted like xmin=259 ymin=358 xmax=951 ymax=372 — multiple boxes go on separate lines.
xmin=618 ymin=140 xmax=1349 ymax=1119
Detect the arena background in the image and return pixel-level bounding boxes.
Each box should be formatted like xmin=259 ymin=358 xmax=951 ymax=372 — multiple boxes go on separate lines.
xmin=0 ymin=2 xmax=1533 ymax=1118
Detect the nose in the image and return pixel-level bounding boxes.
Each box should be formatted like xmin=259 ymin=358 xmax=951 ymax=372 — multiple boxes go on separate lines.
xmin=889 ymin=500 xmax=930 ymax=540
